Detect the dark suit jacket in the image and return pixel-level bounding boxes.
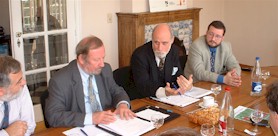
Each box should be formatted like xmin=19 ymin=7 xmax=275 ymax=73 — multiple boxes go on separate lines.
xmin=130 ymin=41 xmax=183 ymax=98
xmin=45 ymin=60 xmax=130 ymax=127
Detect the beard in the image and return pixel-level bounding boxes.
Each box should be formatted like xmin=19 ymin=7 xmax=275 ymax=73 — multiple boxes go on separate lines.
xmin=154 ymin=51 xmax=168 ymax=59
xmin=0 ymin=87 xmax=23 ymax=102
xmin=206 ymin=40 xmax=221 ymax=48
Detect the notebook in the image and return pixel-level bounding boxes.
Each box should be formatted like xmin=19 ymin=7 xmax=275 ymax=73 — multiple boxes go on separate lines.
xmin=150 ymin=87 xmax=212 ymax=107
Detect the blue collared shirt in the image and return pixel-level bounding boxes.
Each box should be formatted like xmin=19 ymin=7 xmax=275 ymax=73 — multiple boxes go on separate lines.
xmin=77 ymin=64 xmax=103 ymax=125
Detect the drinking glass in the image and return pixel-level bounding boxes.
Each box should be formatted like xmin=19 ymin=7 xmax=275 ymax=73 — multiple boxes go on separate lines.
xmin=200 ymin=123 xmax=215 ymax=136
xmin=211 ymin=84 xmax=221 ymax=103
xmin=151 ymin=114 xmax=164 ymax=129
xmin=260 ymin=70 xmax=271 ymax=86
xmin=250 ymin=109 xmax=264 ymax=134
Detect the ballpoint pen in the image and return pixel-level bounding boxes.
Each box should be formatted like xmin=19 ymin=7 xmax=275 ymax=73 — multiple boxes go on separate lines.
xmin=172 ymin=83 xmax=182 ymax=95
xmin=80 ymin=128 xmax=88 ymax=136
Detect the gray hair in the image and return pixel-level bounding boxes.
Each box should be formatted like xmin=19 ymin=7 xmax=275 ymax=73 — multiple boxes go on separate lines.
xmin=0 ymin=55 xmax=21 ymax=88
xmin=75 ymin=35 xmax=103 ymax=60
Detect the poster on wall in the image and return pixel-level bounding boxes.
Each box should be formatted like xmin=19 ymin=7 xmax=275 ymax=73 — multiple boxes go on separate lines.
xmin=149 ymin=0 xmax=187 ymax=12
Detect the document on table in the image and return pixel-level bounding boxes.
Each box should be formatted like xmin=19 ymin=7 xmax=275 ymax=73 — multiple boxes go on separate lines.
xmin=98 ymin=115 xmax=154 ymax=136
xmin=63 ymin=125 xmax=113 ymax=136
xmin=151 ymin=95 xmax=200 ymax=107
xmin=136 ymin=108 xmax=169 ymax=121
xmin=234 ymin=105 xmax=270 ymax=123
xmin=185 ymin=87 xmax=212 ymax=98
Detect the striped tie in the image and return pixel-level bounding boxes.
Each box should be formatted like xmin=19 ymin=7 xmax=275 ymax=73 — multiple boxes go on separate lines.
xmin=88 ymin=75 xmax=101 ymax=112
xmin=1 ymin=102 xmax=9 ymax=129
xmin=210 ymin=50 xmax=216 ymax=72
xmin=158 ymin=58 xmax=165 ymax=71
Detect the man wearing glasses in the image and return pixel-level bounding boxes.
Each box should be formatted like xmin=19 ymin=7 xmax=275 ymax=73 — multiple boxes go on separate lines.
xmin=184 ymin=21 xmax=242 ymax=87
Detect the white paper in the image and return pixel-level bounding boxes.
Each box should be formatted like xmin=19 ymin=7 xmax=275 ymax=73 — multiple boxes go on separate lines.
xmin=185 ymin=87 xmax=213 ymax=98
xmin=151 ymin=95 xmax=199 ymax=107
xmin=63 ymin=125 xmax=112 ymax=136
xmin=98 ymin=115 xmax=154 ymax=136
xmin=136 ymin=108 xmax=169 ymax=121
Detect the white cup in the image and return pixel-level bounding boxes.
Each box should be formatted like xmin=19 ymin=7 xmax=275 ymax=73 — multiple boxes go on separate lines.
xmin=203 ymin=96 xmax=214 ymax=107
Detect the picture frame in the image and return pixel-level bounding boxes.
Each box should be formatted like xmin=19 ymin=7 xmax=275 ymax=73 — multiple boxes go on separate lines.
xmin=149 ymin=0 xmax=187 ymax=12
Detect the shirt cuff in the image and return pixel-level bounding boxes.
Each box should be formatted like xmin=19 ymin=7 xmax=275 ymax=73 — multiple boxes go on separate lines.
xmin=0 ymin=129 xmax=9 ymax=136
xmin=217 ymin=75 xmax=224 ymax=84
xmin=84 ymin=113 xmax=93 ymax=125
xmin=116 ymin=101 xmax=130 ymax=109
xmin=156 ymin=87 xmax=166 ymax=98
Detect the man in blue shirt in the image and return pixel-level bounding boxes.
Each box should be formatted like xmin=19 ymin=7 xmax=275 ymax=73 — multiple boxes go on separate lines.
xmin=184 ymin=21 xmax=241 ymax=87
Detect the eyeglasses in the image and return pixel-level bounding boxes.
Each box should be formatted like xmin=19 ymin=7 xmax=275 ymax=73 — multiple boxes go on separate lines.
xmin=207 ymin=32 xmax=223 ymax=39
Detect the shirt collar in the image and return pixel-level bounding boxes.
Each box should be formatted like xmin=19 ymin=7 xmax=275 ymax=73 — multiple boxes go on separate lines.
xmin=209 ymin=46 xmax=217 ymax=53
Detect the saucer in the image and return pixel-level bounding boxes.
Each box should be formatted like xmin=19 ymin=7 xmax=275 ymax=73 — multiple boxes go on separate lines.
xmin=198 ymin=102 xmax=218 ymax=108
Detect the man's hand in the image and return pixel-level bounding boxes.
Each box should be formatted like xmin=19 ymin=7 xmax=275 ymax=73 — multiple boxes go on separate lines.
xmin=92 ymin=110 xmax=116 ymax=125
xmin=165 ymin=82 xmax=181 ymax=96
xmin=177 ymin=75 xmax=193 ymax=94
xmin=114 ymin=103 xmax=136 ymax=120
xmin=224 ymin=69 xmax=242 ymax=87
xmin=5 ymin=121 xmax=27 ymax=136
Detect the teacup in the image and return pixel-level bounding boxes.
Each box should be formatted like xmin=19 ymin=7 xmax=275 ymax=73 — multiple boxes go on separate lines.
xmin=203 ymin=96 xmax=214 ymax=107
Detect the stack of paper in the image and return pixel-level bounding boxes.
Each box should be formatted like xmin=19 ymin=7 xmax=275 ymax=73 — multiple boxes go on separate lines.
xmin=98 ymin=115 xmax=154 ymax=136
xmin=185 ymin=87 xmax=212 ymax=98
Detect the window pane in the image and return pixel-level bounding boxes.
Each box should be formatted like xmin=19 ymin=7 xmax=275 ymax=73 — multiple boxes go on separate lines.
xmin=26 ymin=72 xmax=47 ymax=104
xmin=23 ymin=36 xmax=46 ymax=70
xmin=49 ymin=33 xmax=68 ymax=66
xmin=21 ymin=0 xmax=44 ymax=33
xmin=47 ymin=0 xmax=67 ymax=30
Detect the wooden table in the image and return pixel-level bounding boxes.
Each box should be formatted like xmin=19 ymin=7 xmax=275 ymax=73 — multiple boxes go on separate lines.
xmin=33 ymin=70 xmax=278 ymax=136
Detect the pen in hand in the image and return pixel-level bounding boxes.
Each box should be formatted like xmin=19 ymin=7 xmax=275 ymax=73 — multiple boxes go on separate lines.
xmin=80 ymin=128 xmax=88 ymax=136
xmin=172 ymin=83 xmax=182 ymax=96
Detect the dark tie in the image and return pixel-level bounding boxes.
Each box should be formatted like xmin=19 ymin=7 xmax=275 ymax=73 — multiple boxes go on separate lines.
xmin=1 ymin=102 xmax=9 ymax=129
xmin=88 ymin=75 xmax=101 ymax=112
xmin=210 ymin=50 xmax=216 ymax=72
xmin=158 ymin=58 xmax=165 ymax=71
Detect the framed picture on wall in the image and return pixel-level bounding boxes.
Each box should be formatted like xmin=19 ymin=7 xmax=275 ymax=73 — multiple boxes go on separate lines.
xmin=149 ymin=0 xmax=187 ymax=12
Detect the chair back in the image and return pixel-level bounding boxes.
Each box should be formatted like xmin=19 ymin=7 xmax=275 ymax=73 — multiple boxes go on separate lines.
xmin=113 ymin=66 xmax=138 ymax=100
xmin=40 ymin=90 xmax=50 ymax=128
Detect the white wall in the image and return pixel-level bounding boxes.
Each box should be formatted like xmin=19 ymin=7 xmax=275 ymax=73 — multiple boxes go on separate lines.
xmin=81 ymin=0 xmax=121 ymax=70
xmin=81 ymin=0 xmax=278 ymax=69
xmin=224 ymin=0 xmax=278 ymax=66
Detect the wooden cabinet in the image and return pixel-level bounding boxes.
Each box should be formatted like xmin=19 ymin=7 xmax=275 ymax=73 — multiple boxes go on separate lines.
xmin=116 ymin=8 xmax=201 ymax=67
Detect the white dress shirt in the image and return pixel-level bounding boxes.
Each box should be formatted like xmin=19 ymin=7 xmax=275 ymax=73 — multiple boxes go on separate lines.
xmin=0 ymin=85 xmax=36 ymax=136
xmin=77 ymin=64 xmax=130 ymax=125
xmin=155 ymin=56 xmax=168 ymax=98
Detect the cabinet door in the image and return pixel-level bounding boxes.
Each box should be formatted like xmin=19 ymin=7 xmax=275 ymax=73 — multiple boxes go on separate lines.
xmin=10 ymin=0 xmax=76 ymax=104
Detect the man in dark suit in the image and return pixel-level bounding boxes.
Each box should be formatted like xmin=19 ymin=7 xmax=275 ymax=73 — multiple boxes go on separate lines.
xmin=45 ymin=36 xmax=135 ymax=127
xmin=131 ymin=23 xmax=193 ymax=98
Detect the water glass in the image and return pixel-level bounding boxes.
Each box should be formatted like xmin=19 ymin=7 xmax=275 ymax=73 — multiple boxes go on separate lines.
xmin=260 ymin=70 xmax=270 ymax=86
xmin=200 ymin=123 xmax=215 ymax=136
xmin=250 ymin=109 xmax=264 ymax=134
xmin=151 ymin=114 xmax=164 ymax=129
xmin=211 ymin=84 xmax=221 ymax=103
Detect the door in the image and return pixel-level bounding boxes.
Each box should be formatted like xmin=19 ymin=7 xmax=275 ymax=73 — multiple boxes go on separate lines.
xmin=10 ymin=0 xmax=77 ymax=108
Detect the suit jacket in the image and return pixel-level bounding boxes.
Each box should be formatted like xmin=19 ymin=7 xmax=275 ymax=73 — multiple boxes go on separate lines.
xmin=45 ymin=60 xmax=130 ymax=127
xmin=184 ymin=35 xmax=241 ymax=83
xmin=130 ymin=41 xmax=183 ymax=98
